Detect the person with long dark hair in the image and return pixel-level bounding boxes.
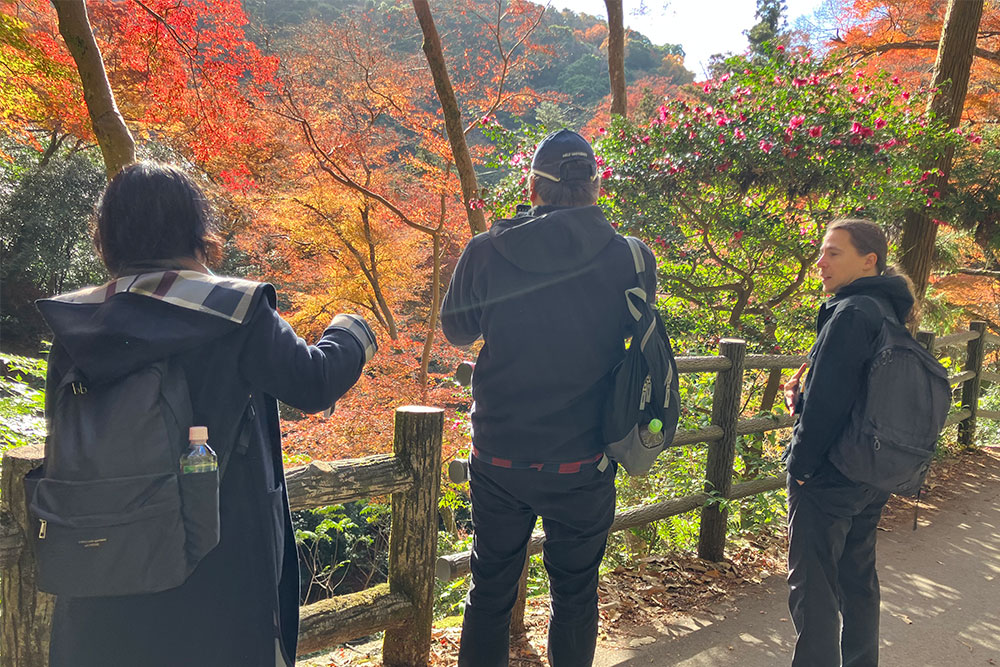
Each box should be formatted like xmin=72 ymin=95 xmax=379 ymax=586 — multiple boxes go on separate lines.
xmin=783 ymin=218 xmax=917 ymax=666
xmin=37 ymin=162 xmax=377 ymax=667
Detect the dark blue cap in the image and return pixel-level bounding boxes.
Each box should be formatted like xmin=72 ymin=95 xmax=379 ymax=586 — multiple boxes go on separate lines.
xmin=530 ymin=129 xmax=598 ymax=182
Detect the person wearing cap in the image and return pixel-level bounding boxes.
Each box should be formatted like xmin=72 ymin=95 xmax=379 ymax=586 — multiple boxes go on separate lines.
xmin=441 ymin=129 xmax=657 ymax=666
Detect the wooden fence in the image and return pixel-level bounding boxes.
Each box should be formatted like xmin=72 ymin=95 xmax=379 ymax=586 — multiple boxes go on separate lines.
xmin=1 ymin=322 xmax=997 ymax=666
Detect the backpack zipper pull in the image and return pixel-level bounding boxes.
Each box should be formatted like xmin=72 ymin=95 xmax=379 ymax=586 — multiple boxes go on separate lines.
xmin=39 ymin=519 xmax=47 ymax=539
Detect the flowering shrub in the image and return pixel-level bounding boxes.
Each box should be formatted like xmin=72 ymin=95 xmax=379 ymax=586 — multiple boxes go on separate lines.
xmin=484 ymin=47 xmax=963 ymax=351
xmin=596 ymin=47 xmax=959 ymax=349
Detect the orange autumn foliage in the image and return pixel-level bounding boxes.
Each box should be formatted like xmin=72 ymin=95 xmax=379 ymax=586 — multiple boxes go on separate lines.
xmin=829 ymin=0 xmax=1000 ymax=122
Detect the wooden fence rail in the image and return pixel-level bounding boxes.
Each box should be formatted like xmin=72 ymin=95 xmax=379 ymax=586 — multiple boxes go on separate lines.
xmin=0 ymin=406 xmax=443 ymax=667
xmin=1 ymin=322 xmax=997 ymax=666
xmin=435 ymin=321 xmax=1000 ymax=636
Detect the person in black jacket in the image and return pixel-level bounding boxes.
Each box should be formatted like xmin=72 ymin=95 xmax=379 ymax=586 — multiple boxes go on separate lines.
xmin=783 ymin=218 xmax=916 ymax=667
xmin=40 ymin=162 xmax=377 ymax=667
xmin=441 ymin=130 xmax=655 ymax=667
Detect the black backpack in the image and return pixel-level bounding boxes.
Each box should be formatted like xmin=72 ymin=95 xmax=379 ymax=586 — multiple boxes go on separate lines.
xmin=27 ymin=357 xmax=226 ymax=597
xmin=828 ymin=296 xmax=951 ymax=496
xmin=602 ymin=236 xmax=681 ymax=475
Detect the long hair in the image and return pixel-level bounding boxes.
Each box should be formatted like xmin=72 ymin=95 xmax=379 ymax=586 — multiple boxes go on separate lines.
xmin=93 ymin=162 xmax=222 ymax=277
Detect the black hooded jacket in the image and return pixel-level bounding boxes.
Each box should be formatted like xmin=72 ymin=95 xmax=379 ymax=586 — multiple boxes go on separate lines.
xmin=36 ymin=269 xmax=369 ymax=667
xmin=785 ymin=274 xmax=915 ymax=481
xmin=441 ymin=204 xmax=655 ymax=464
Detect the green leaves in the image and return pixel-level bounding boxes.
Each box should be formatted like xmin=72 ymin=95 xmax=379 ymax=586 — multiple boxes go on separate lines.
xmin=0 ymin=351 xmax=47 ymax=452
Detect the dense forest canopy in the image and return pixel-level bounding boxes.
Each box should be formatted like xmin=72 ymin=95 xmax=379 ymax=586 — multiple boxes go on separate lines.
xmin=2 ymin=0 xmax=999 ymax=461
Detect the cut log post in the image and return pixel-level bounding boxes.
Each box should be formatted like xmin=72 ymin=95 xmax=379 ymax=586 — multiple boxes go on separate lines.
xmin=0 ymin=444 xmax=52 ymax=667
xmin=382 ymin=406 xmax=444 ymax=667
xmin=510 ymin=552 xmax=531 ymax=637
xmin=698 ymin=339 xmax=746 ymax=562
xmin=959 ymin=321 xmax=987 ymax=448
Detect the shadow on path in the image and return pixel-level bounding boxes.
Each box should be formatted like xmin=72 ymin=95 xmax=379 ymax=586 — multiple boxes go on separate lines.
xmin=594 ymin=450 xmax=1000 ymax=667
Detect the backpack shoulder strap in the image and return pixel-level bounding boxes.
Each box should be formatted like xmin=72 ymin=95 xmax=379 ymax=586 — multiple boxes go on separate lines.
xmin=624 ymin=236 xmax=647 ymax=285
xmin=623 ymin=236 xmax=651 ymax=322
xmin=844 ymin=294 xmax=900 ymax=327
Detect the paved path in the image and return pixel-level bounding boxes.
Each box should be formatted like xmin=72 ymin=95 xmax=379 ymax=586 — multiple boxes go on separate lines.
xmin=593 ymin=452 xmax=1000 ymax=667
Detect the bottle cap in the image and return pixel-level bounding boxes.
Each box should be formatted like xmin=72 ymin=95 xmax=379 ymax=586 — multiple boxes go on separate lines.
xmin=189 ymin=426 xmax=209 ymax=441
xmin=647 ymin=419 xmax=663 ymax=434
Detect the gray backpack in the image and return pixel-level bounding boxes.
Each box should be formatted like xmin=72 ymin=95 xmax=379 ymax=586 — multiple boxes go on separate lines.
xmin=27 ymin=358 xmax=223 ymax=596
xmin=828 ymin=296 xmax=951 ymax=496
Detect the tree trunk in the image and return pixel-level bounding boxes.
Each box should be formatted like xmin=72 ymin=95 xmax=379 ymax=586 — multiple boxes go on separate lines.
xmin=604 ymin=0 xmax=627 ymax=117
xmin=412 ymin=0 xmax=487 ymax=236
xmin=899 ymin=0 xmax=984 ymax=301
xmin=51 ymin=0 xmax=134 ymax=178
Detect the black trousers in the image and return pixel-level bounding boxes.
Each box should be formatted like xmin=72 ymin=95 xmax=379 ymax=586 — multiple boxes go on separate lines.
xmin=458 ymin=454 xmax=616 ymax=667
xmin=787 ymin=463 xmax=890 ymax=667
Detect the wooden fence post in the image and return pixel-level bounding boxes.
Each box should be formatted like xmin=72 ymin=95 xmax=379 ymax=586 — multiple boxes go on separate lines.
xmin=959 ymin=321 xmax=987 ymax=448
xmin=510 ymin=552 xmax=531 ymax=636
xmin=698 ymin=338 xmax=747 ymax=561
xmin=0 ymin=444 xmax=52 ymax=667
xmin=383 ymin=406 xmax=444 ymax=667
xmin=697 ymin=339 xmax=746 ymax=562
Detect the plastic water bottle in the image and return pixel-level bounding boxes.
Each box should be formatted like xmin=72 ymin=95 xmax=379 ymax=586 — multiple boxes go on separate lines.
xmin=639 ymin=419 xmax=664 ymax=449
xmin=180 ymin=426 xmax=217 ymax=474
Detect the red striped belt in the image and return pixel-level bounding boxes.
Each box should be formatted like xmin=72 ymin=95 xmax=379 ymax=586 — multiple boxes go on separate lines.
xmin=472 ymin=445 xmax=606 ymax=474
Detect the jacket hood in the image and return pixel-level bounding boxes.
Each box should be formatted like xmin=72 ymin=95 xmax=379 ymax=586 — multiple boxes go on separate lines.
xmin=828 ymin=274 xmax=915 ymax=323
xmin=36 ymin=270 xmax=271 ymax=384
xmin=488 ymin=204 xmax=616 ymax=273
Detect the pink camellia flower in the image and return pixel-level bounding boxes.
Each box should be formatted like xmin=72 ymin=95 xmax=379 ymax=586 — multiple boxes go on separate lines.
xmin=874 ymin=118 xmax=887 ymax=129
xmin=891 ymin=76 xmax=900 ymax=85
xmin=850 ymin=121 xmax=863 ymax=134
xmin=641 ymin=135 xmax=651 ymax=144
xmin=598 ymin=127 xmax=606 ymax=134
xmin=792 ymin=78 xmax=807 ymax=87
xmin=789 ymin=115 xmax=805 ymax=128
xmin=734 ymin=128 xmax=746 ymax=140
xmin=830 ymin=139 xmax=843 ymax=146
xmin=601 ymin=167 xmax=613 ymax=179
xmin=733 ymin=230 xmax=744 ymax=241
xmin=808 ymin=126 xmax=823 ymax=137
xmin=970 ymin=134 xmax=983 ymax=144
xmin=902 ymin=91 xmax=910 ymax=100
xmin=776 ymin=45 xmax=785 ymax=51
xmin=759 ymin=140 xmax=774 ymax=153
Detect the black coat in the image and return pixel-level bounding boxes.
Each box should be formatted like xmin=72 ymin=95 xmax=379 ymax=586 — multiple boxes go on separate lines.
xmin=785 ymin=275 xmax=915 ymax=481
xmin=37 ymin=270 xmax=368 ymax=667
xmin=440 ymin=204 xmax=655 ymax=464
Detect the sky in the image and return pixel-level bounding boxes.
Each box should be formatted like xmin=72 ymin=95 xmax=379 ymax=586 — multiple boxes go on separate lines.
xmin=548 ymin=0 xmax=828 ymax=79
